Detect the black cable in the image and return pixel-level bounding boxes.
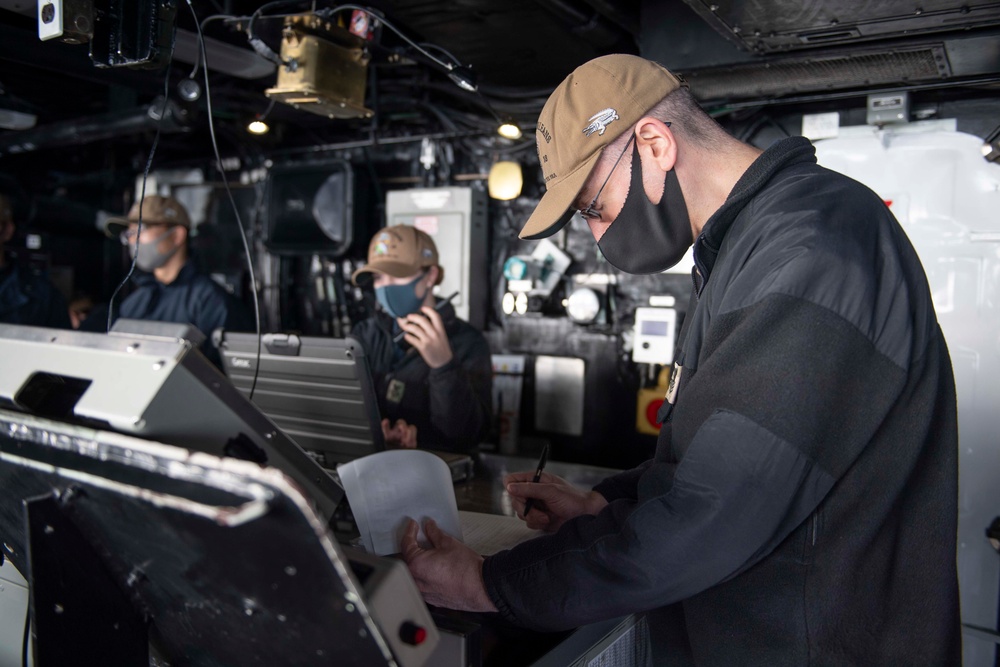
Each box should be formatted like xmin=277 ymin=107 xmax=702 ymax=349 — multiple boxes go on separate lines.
xmin=985 ymin=121 xmax=1000 ymax=145
xmin=106 ymin=60 xmax=174 ymax=333
xmin=239 ymin=1 xmax=472 ymax=83
xmin=417 ymin=42 xmax=463 ymax=68
xmin=246 ymin=1 xmax=298 ymax=67
xmin=187 ymin=0 xmax=264 ymax=400
xmin=188 ymin=13 xmax=237 ymax=79
xmin=319 ymin=4 xmax=466 ymax=78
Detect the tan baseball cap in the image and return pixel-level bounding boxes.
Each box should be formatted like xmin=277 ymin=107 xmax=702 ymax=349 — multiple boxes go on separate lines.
xmin=520 ymin=54 xmax=686 ymax=240
xmin=351 ymin=225 xmax=444 ymax=285
xmin=104 ymin=194 xmax=192 ymax=237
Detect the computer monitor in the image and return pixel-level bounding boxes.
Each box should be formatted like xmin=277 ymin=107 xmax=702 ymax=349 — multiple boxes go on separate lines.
xmin=217 ymin=332 xmax=386 ymax=467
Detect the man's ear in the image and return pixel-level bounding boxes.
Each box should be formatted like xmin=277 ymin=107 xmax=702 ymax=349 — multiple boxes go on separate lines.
xmin=634 ymin=117 xmax=677 ymax=173
xmin=174 ymin=225 xmax=189 ymax=245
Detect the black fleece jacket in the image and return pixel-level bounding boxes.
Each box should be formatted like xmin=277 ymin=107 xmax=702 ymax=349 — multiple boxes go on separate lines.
xmin=0 ymin=262 xmax=70 ymax=329
xmin=116 ymin=259 xmax=252 ymax=367
xmin=351 ymin=300 xmax=493 ymax=454
xmin=482 ymin=137 xmax=960 ymax=666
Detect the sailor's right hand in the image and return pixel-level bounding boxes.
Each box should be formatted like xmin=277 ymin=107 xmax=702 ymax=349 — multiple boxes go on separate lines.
xmin=504 ymin=471 xmax=608 ymax=532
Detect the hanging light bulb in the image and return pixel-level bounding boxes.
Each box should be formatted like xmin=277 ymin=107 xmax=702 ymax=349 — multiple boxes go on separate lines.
xmin=247 ymin=99 xmax=275 ymax=136
xmin=497 ymin=120 xmax=522 ymax=140
xmin=247 ymin=119 xmax=270 ymax=135
xmin=488 ymin=161 xmax=523 ymax=200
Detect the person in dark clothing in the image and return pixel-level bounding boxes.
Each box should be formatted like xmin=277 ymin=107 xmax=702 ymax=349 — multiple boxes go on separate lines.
xmin=351 ymin=225 xmax=492 ymax=454
xmin=105 ymin=195 xmax=252 ymax=367
xmin=400 ymin=55 xmax=960 ymax=665
xmin=0 ymin=193 xmax=71 ymax=329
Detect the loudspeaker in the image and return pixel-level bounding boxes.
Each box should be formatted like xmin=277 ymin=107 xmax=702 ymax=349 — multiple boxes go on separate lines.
xmin=264 ymin=160 xmax=372 ymax=256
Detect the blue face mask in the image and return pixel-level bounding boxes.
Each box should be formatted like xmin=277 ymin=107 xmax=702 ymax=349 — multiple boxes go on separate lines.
xmin=375 ymin=274 xmax=425 ymax=318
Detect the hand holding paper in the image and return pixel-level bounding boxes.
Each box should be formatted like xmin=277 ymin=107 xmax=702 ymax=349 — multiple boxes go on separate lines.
xmin=338 ymin=449 xmax=545 ymax=614
xmin=338 ymin=450 xmax=463 ymax=555
xmin=400 ymin=518 xmax=497 ymax=613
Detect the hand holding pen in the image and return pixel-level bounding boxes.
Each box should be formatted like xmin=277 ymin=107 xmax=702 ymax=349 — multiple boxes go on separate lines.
xmin=522 ymin=444 xmax=549 ymax=517
xmin=503 ymin=445 xmax=610 ymax=532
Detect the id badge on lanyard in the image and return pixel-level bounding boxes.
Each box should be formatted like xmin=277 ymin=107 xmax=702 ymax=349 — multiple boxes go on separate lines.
xmin=655 ymin=363 xmax=683 ymax=425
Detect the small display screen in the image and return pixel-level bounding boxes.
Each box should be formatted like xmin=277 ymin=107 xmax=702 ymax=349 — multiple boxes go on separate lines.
xmin=640 ymin=320 xmax=670 ymax=337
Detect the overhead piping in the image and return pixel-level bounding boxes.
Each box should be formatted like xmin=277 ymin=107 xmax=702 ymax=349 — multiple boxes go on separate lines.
xmin=0 ymin=97 xmax=191 ymax=156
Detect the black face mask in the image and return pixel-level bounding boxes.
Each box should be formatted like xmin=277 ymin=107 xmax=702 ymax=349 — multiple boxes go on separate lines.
xmin=596 ymin=142 xmax=693 ymax=274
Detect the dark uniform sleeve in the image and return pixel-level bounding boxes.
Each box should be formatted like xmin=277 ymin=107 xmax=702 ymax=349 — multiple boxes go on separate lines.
xmin=591 ymin=460 xmax=655 ymax=502
xmin=10 ymin=270 xmax=72 ymax=329
xmin=192 ymin=282 xmax=253 ymax=368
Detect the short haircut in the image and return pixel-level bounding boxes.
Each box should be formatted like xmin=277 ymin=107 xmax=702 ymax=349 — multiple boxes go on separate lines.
xmin=605 ymin=86 xmax=729 ymax=155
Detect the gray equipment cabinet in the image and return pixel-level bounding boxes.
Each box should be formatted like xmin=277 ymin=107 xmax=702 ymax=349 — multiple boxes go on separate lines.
xmin=0 ymin=408 xmax=438 ymax=667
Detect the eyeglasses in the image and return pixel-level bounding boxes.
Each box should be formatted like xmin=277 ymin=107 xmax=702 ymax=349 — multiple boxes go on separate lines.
xmin=118 ymin=223 xmax=171 ymax=246
xmin=578 ymin=122 xmax=670 ymax=220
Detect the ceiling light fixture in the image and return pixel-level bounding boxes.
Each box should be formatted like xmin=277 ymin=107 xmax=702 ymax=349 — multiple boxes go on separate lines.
xmin=247 ymin=119 xmax=270 ymax=135
xmin=247 ymin=99 xmax=275 ymax=136
xmin=497 ymin=120 xmax=522 ymax=140
xmin=488 ymin=161 xmax=523 ymax=200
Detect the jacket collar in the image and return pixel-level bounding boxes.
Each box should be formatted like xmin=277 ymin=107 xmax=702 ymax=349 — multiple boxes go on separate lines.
xmin=694 ymin=137 xmax=817 ymax=279
xmin=133 ymin=258 xmax=198 ymax=288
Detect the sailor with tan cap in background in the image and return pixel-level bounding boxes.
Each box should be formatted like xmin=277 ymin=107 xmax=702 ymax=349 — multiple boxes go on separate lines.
xmin=399 ymin=54 xmax=959 ymax=665
xmin=351 ymin=225 xmax=492 ymax=454
xmin=105 ymin=194 xmax=252 ymax=367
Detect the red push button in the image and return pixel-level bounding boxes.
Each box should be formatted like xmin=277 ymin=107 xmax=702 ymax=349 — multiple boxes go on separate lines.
xmin=646 ymin=398 xmax=665 ymax=427
xmin=399 ymin=621 xmax=427 ymax=645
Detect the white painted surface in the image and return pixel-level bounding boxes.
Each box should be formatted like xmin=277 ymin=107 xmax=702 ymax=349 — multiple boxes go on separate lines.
xmin=0 ymin=558 xmax=29 ymax=667
xmin=815 ymin=128 xmax=1000 ymax=667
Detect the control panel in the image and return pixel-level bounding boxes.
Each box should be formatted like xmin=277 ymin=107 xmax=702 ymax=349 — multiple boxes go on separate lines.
xmin=348 ymin=549 xmax=440 ymax=667
xmin=632 ymin=307 xmax=677 ymax=365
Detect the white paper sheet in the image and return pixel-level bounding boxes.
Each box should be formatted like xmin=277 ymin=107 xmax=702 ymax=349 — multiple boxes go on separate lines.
xmin=459 ymin=511 xmax=542 ymax=556
xmin=338 ymin=450 xmax=463 ymax=556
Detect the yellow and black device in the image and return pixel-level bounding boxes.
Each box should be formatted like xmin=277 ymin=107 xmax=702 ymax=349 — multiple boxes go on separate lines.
xmin=265 ymin=14 xmax=373 ymax=120
xmin=636 ymin=366 xmax=671 ymax=435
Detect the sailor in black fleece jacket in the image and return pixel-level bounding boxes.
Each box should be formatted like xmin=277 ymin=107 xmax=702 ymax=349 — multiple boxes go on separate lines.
xmin=400 ymin=55 xmax=960 ymax=666
xmin=351 ymin=225 xmax=492 ymax=454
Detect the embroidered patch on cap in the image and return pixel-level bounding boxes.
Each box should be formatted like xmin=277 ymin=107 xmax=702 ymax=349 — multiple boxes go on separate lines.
xmin=583 ymin=108 xmax=619 ymax=137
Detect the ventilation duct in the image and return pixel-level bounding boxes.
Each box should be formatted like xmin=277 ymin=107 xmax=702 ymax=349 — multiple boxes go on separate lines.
xmin=687 ymin=46 xmax=951 ymax=102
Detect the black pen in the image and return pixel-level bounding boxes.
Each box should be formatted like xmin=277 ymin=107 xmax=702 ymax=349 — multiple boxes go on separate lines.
xmin=522 ymin=443 xmax=549 ymax=516
xmin=393 ymin=291 xmax=460 ymax=344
